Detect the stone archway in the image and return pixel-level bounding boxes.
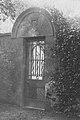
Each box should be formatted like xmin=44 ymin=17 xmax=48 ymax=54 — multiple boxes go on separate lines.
xmin=11 ymin=7 xmax=56 ymax=109
xmin=12 ymin=7 xmax=56 ymax=38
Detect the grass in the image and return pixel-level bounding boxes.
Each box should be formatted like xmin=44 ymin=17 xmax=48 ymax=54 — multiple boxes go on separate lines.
xmin=0 ymin=103 xmax=80 ymax=120
xmin=0 ymin=103 xmax=44 ymax=120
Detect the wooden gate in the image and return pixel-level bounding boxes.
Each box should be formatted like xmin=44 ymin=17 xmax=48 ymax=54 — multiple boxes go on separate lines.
xmin=24 ymin=36 xmax=46 ymax=109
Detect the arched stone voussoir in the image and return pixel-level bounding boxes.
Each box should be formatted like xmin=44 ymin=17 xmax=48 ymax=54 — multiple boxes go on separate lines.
xmin=12 ymin=7 xmax=56 ymax=38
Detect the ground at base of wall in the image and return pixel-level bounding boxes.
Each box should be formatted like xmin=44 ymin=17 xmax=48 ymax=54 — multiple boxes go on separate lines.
xmin=0 ymin=103 xmax=80 ymax=120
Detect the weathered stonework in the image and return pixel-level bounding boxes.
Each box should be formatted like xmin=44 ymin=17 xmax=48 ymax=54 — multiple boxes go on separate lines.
xmin=0 ymin=33 xmax=24 ymax=106
xmin=12 ymin=7 xmax=56 ymax=38
xmin=0 ymin=7 xmax=56 ymax=108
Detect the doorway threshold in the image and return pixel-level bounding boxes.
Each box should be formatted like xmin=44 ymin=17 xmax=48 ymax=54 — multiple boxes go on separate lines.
xmin=23 ymin=106 xmax=45 ymax=111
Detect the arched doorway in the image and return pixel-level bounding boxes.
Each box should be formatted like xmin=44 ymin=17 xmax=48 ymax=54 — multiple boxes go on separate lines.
xmin=24 ymin=36 xmax=45 ymax=109
xmin=12 ymin=7 xmax=56 ymax=109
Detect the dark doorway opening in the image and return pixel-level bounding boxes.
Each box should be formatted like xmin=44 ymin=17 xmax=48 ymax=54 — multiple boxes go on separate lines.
xmin=23 ymin=36 xmax=46 ymax=109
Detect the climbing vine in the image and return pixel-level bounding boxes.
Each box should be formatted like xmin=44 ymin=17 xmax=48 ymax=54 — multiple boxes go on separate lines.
xmin=47 ymin=8 xmax=80 ymax=115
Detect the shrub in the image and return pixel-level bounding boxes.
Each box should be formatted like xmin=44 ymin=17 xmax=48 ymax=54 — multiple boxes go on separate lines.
xmin=47 ymin=7 xmax=80 ymax=115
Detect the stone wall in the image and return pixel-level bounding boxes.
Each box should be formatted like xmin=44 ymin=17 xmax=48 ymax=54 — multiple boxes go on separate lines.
xmin=0 ymin=33 xmax=57 ymax=108
xmin=0 ymin=33 xmax=24 ymax=106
